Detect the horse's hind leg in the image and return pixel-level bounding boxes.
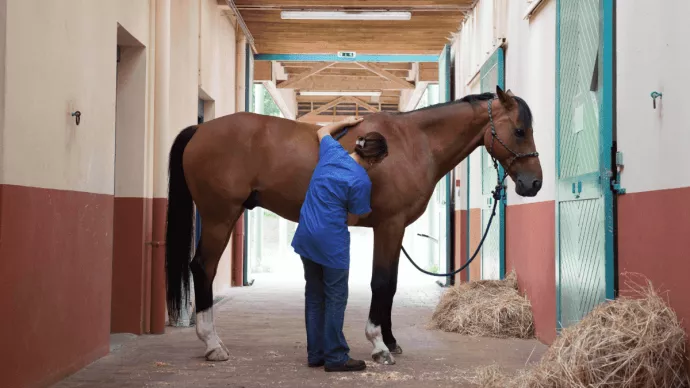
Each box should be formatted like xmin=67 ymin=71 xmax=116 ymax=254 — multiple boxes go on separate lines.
xmin=190 ymin=208 xmax=241 ymax=361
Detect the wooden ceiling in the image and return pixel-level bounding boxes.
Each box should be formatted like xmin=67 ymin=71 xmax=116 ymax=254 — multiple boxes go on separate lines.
xmin=220 ymin=1 xmax=471 ymax=123
xmin=226 ymin=0 xmax=473 ymax=54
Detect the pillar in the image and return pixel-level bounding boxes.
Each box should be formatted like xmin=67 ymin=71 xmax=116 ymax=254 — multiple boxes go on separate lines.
xmin=231 ymin=34 xmax=247 ymax=286
xmin=151 ymin=0 xmax=171 ymax=334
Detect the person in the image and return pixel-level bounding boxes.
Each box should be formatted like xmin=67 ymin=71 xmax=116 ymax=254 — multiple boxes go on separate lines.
xmin=291 ymin=116 xmax=389 ymax=372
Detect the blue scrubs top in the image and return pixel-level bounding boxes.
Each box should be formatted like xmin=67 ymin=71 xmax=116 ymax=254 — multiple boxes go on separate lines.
xmin=291 ymin=135 xmax=372 ymax=270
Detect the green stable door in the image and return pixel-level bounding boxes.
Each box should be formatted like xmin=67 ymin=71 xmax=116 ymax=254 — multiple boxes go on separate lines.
xmin=479 ymin=47 xmax=506 ymax=280
xmin=556 ymin=0 xmax=616 ymax=329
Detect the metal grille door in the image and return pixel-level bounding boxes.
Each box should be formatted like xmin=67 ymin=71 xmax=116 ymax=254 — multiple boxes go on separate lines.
xmin=479 ymin=47 xmax=505 ymax=280
xmin=556 ymin=0 xmax=615 ymax=329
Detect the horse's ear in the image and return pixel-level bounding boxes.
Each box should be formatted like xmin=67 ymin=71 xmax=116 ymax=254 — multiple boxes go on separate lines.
xmin=496 ymin=85 xmax=516 ymax=109
xmin=506 ymin=89 xmax=516 ymax=97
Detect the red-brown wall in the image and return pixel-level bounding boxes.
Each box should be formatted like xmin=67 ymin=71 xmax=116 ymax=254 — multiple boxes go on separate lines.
xmin=453 ymin=210 xmax=469 ymax=284
xmin=505 ymin=201 xmax=557 ymax=344
xmin=0 ymin=184 xmax=114 ymax=388
xmin=468 ymin=209 xmax=482 ymax=281
xmin=111 ymin=197 xmax=152 ymax=334
xmin=617 ymin=187 xmax=690 ymax=366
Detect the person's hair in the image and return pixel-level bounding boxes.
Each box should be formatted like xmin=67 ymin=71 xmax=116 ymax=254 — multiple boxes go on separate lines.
xmin=354 ymin=131 xmax=388 ymax=164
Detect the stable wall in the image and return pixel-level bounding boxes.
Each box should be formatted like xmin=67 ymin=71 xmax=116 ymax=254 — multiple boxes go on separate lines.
xmin=615 ymin=0 xmax=690 ymax=357
xmin=452 ymin=0 xmax=557 ymax=343
xmin=0 ymin=1 xmax=241 ymax=387
xmin=0 ymin=2 xmax=150 ymax=387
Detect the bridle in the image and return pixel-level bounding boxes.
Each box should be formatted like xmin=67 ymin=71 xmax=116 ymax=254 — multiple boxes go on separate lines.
xmin=486 ymin=97 xmax=540 ymax=194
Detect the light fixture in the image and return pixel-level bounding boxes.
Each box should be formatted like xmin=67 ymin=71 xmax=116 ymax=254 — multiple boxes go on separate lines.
xmin=281 ymin=11 xmax=411 ymax=21
xmin=300 ymin=91 xmax=382 ymax=97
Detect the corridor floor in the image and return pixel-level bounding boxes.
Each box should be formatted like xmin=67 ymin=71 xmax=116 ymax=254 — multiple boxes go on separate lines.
xmin=53 ymin=274 xmax=546 ymax=388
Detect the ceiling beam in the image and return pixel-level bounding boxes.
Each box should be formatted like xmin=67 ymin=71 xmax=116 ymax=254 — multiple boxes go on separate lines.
xmin=277 ymin=62 xmax=335 ymax=89
xmin=356 ymin=62 xmax=414 ymax=89
xmin=298 ymin=96 xmax=382 ymax=123
xmin=282 ymin=62 xmax=412 ymax=70
xmin=255 ymin=54 xmax=439 ymax=63
xmin=343 ymin=96 xmax=379 ymax=113
xmin=404 ymin=82 xmax=430 ymax=112
xmin=231 ymin=0 xmax=476 ymax=10
xmin=297 ymin=96 xmax=350 ymax=121
xmin=262 ymin=81 xmax=296 ymax=119
xmin=287 ymin=75 xmax=414 ymax=91
xmin=297 ymin=95 xmax=400 ymax=105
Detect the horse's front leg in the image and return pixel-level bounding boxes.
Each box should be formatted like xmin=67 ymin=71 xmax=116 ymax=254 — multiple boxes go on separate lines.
xmin=366 ymin=220 xmax=404 ymax=365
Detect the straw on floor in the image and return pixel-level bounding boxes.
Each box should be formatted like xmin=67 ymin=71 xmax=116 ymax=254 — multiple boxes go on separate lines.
xmin=473 ymin=275 xmax=690 ymax=388
xmin=429 ymin=270 xmax=534 ymax=339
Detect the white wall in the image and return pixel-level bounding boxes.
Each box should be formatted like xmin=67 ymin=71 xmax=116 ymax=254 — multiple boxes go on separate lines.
xmin=504 ymin=0 xmax=556 ymax=205
xmin=1 ymin=0 xmax=150 ymax=194
xmin=454 ymin=0 xmax=556 ymax=209
xmin=616 ymin=0 xmax=690 ymax=194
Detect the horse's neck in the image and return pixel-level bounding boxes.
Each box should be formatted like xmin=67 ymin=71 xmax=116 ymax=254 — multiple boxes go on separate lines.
xmin=407 ymin=102 xmax=489 ymax=180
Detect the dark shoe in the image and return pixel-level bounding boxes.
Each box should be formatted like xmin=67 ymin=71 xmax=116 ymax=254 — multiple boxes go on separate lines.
xmin=325 ymin=358 xmax=366 ymax=372
xmin=308 ymin=360 xmax=325 ymax=368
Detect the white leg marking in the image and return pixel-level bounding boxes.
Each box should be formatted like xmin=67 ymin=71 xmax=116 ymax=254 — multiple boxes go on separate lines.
xmin=196 ymin=308 xmax=229 ymax=361
xmin=366 ymin=319 xmax=395 ymax=365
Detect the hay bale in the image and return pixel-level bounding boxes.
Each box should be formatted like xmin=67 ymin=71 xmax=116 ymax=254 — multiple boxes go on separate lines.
xmin=476 ymin=277 xmax=690 ymax=388
xmin=430 ymin=270 xmax=534 ymax=339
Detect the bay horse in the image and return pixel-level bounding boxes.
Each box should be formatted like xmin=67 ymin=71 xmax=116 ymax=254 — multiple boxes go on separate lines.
xmin=165 ymin=86 xmax=542 ymax=365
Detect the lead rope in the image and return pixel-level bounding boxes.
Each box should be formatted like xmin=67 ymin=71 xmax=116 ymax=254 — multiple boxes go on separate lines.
xmin=401 ymin=165 xmax=507 ymax=278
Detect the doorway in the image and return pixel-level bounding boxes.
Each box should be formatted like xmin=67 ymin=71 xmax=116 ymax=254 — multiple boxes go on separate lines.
xmin=111 ymin=25 xmax=148 ymax=334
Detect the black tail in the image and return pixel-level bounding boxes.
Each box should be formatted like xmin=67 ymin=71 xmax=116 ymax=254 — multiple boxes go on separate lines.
xmin=165 ymin=125 xmax=198 ymax=323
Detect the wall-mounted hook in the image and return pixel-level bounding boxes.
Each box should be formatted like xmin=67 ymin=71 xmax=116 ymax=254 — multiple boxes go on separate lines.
xmin=650 ymin=91 xmax=662 ymax=109
xmin=71 ymin=111 xmax=81 ymax=125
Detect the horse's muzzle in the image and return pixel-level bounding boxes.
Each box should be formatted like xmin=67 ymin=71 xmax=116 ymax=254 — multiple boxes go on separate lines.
xmin=515 ymin=175 xmax=542 ymax=197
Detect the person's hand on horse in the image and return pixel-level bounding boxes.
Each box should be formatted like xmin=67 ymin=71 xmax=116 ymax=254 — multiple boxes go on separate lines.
xmin=318 ymin=116 xmax=364 ymax=140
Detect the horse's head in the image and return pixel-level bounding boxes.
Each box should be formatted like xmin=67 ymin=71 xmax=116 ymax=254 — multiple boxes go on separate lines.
xmin=482 ymin=86 xmax=543 ymax=197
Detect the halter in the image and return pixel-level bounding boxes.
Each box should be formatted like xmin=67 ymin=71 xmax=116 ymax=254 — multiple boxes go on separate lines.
xmin=486 ymin=98 xmax=540 ymax=200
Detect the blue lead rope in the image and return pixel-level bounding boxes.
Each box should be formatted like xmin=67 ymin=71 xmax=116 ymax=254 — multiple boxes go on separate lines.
xmin=333 ymin=127 xmax=350 ymax=141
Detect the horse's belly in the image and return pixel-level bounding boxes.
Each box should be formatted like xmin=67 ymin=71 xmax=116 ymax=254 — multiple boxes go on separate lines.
xmin=256 ymin=194 xmax=304 ymax=223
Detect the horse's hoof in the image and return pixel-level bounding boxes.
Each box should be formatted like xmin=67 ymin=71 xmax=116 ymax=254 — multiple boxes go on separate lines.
xmin=388 ymin=344 xmax=403 ymax=355
xmin=205 ymin=346 xmax=230 ymax=361
xmin=372 ymin=350 xmax=396 ymax=365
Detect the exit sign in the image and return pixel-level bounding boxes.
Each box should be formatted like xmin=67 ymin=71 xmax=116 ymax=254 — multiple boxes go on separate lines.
xmin=337 ymin=51 xmax=356 ymax=59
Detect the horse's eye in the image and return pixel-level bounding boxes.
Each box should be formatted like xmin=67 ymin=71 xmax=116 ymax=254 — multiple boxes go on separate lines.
xmin=515 ymin=127 xmax=526 ymax=138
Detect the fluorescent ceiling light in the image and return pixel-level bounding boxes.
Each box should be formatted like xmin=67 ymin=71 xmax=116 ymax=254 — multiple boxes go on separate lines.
xmin=281 ymin=11 xmax=411 ymax=21
xmin=300 ymin=91 xmax=382 ymax=97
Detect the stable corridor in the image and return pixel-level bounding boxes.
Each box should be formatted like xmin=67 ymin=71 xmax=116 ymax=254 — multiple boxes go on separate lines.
xmin=53 ymin=274 xmax=545 ymax=388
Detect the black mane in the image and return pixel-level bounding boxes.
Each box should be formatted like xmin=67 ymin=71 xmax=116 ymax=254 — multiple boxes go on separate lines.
xmin=397 ymin=91 xmax=533 ymax=129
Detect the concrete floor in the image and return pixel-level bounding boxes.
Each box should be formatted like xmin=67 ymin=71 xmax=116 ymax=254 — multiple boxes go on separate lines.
xmin=53 ymin=273 xmax=546 ymax=388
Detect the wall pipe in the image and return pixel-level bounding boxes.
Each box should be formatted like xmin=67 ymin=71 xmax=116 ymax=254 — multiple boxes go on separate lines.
xmin=224 ymin=0 xmax=257 ymax=54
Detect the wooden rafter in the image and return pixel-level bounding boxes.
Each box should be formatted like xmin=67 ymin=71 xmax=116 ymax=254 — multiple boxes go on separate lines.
xmin=356 ymin=62 xmax=414 ymax=89
xmin=343 ymin=96 xmax=379 ymax=113
xmin=277 ymin=62 xmax=335 ymax=89
xmin=289 ymin=75 xmax=413 ymax=91
xmin=261 ymin=81 xmax=296 ymax=119
xmin=297 ymin=96 xmax=383 ymax=122
xmin=403 ymin=82 xmax=430 ymax=112
xmin=297 ymin=96 xmax=349 ymax=121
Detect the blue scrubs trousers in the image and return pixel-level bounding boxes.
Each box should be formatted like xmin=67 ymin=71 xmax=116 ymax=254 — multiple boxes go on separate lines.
xmin=301 ymin=256 xmax=351 ymax=367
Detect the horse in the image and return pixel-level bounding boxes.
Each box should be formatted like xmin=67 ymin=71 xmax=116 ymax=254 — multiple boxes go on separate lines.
xmin=165 ymin=85 xmax=542 ymax=365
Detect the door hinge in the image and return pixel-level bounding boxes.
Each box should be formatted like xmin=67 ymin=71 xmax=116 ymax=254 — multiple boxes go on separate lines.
xmin=611 ymin=151 xmax=626 ymax=195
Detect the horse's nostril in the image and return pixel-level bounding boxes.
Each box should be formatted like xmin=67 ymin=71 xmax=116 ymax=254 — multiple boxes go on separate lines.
xmin=533 ymin=179 xmax=542 ymax=190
